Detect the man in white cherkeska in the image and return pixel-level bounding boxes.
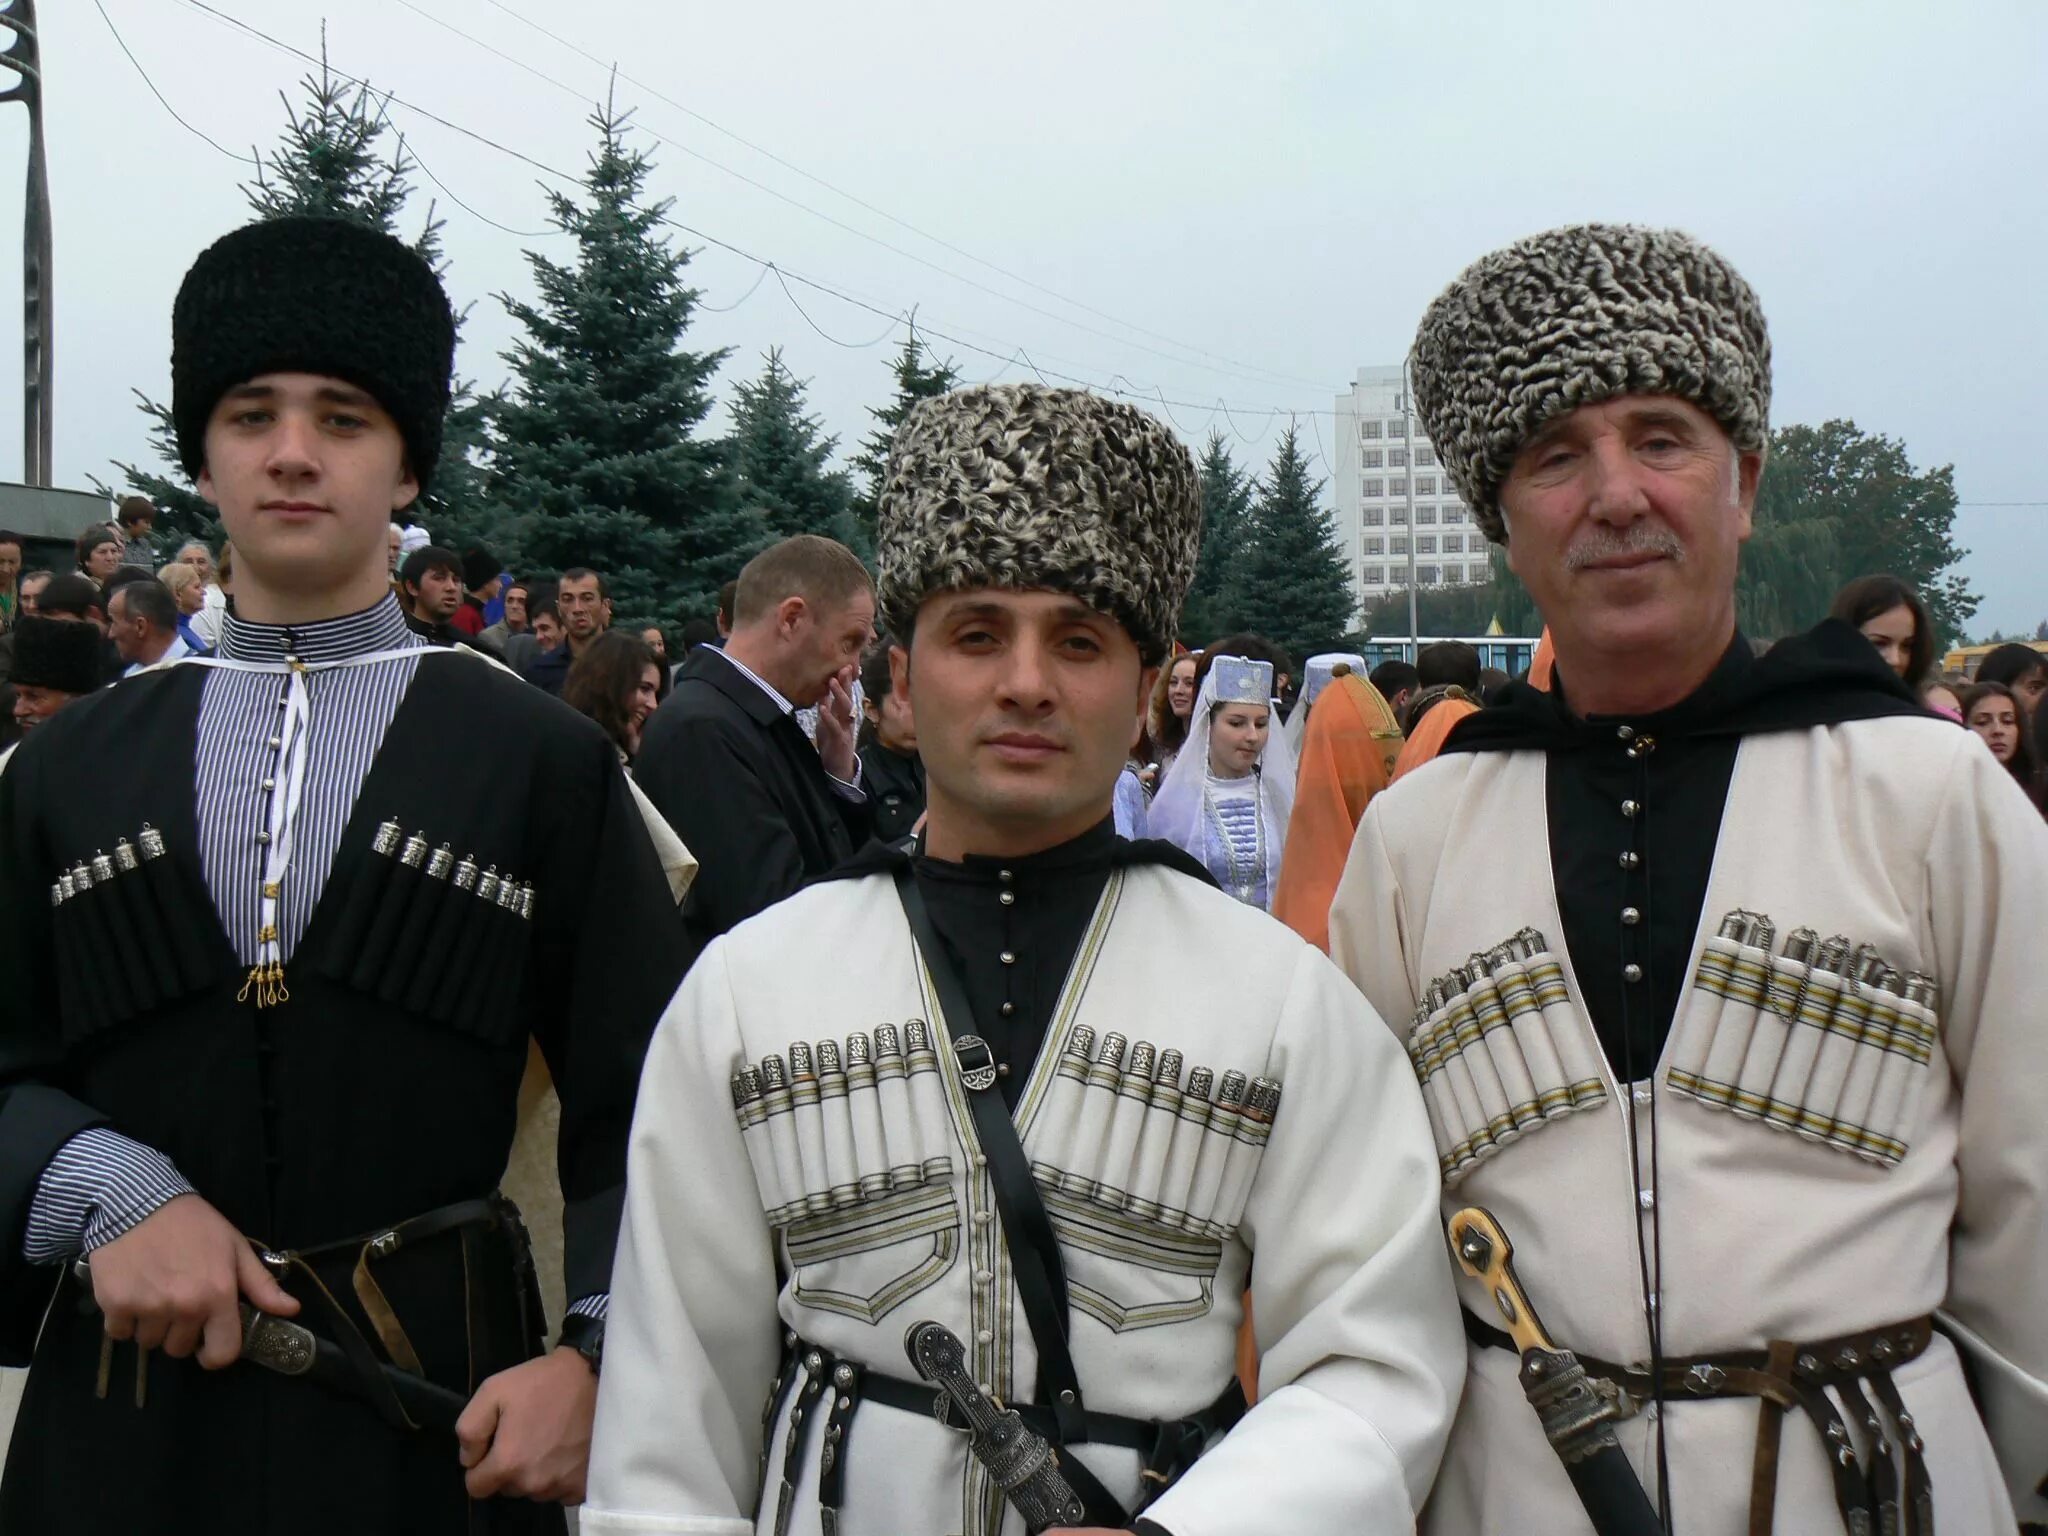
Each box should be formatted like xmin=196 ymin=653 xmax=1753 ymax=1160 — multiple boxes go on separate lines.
xmin=584 ymin=383 xmax=1463 ymax=1536
xmin=1331 ymin=223 xmax=2048 ymax=1534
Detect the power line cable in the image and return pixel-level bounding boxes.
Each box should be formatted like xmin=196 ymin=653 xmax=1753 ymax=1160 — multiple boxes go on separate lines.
xmin=767 ymin=267 xmax=902 ymax=349
xmin=169 ymin=0 xmax=1321 ymax=440
xmin=471 ymin=0 xmax=1332 ymax=395
xmin=94 ymin=0 xmax=260 ymax=165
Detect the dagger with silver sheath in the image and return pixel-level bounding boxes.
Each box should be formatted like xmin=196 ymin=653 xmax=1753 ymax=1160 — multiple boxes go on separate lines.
xmin=905 ymin=1319 xmax=1087 ymax=1534
xmin=1448 ymin=1208 xmax=1665 ymax=1536
xmin=70 ymin=1259 xmax=468 ymax=1431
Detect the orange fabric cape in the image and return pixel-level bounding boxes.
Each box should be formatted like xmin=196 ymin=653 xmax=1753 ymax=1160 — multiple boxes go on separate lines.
xmin=1270 ymin=674 xmax=1402 ymax=952
xmin=1390 ymin=696 xmax=1479 ymax=784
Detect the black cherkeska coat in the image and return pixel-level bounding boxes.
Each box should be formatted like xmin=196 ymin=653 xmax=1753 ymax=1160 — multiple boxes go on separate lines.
xmin=634 ymin=645 xmax=869 ymax=951
xmin=0 ymin=653 xmax=688 ymax=1534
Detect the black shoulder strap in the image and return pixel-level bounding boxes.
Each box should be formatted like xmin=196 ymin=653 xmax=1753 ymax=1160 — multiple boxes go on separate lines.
xmin=892 ymin=865 xmax=1129 ymax=1523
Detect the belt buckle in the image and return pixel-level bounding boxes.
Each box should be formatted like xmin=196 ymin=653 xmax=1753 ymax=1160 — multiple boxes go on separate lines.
xmin=1682 ymin=1363 xmax=1726 ymax=1395
xmin=952 ymin=1035 xmax=998 ymax=1093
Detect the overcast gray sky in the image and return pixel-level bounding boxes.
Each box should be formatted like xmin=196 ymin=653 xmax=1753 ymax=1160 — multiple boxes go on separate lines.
xmin=6 ymin=0 xmax=2044 ymax=632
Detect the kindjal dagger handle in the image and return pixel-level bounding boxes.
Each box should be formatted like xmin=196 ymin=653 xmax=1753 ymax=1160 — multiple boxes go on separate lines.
xmin=905 ymin=1320 xmax=1088 ymax=1534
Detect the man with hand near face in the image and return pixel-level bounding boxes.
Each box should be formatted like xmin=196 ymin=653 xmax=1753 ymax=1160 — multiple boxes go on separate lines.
xmin=635 ymin=534 xmax=877 ymax=951
xmin=0 ymin=216 xmax=684 ymax=1534
xmin=585 ymin=386 xmax=1459 ymax=1536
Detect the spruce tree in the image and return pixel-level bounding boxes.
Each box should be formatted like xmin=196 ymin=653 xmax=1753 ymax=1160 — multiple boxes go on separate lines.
xmin=727 ymin=348 xmax=865 ymax=558
xmin=488 ymin=103 xmax=754 ymax=631
xmin=1233 ymin=426 xmax=1357 ymax=662
xmin=1180 ymin=432 xmax=1253 ymax=646
xmin=850 ymin=324 xmax=959 ymax=538
xmin=104 ymin=41 xmax=498 ymax=551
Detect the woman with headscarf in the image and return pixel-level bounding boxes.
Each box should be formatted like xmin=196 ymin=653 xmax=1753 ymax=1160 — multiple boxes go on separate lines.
xmin=1272 ymin=669 xmax=1402 ymax=950
xmin=1149 ymin=653 xmax=1296 ymax=911
xmin=1282 ymin=652 xmax=1365 ymax=756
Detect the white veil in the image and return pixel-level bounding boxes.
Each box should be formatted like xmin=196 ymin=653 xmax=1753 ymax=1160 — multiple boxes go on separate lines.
xmin=1282 ymin=652 xmax=1365 ymax=755
xmin=1149 ymin=658 xmax=1296 ymax=903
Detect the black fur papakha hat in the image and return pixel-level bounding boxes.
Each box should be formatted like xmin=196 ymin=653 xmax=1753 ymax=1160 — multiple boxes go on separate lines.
xmin=875 ymin=385 xmax=1201 ymax=665
xmin=10 ymin=615 xmax=105 ymax=695
xmin=172 ymin=217 xmax=457 ymax=489
xmin=1411 ymin=223 xmax=1771 ymax=544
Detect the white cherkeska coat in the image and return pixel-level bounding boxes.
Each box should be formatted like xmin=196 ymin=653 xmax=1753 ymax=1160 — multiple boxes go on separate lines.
xmin=583 ymin=862 xmax=1463 ymax=1536
xmin=1331 ymin=713 xmax=2048 ymax=1533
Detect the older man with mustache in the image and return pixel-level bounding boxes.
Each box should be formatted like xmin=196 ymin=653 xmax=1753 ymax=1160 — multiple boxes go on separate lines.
xmin=1328 ymin=225 xmax=2048 ymax=1535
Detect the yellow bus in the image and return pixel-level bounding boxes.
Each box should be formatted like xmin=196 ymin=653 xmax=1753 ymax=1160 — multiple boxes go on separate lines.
xmin=1941 ymin=639 xmax=2048 ymax=679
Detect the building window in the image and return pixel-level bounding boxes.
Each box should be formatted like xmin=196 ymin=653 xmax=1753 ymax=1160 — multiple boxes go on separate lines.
xmin=1361 ymin=448 xmax=1383 ymax=469
xmin=1468 ymin=563 xmax=1489 ymax=582
xmin=1388 ymin=448 xmax=1408 ymax=468
xmin=1417 ymin=564 xmax=1440 ymax=585
xmin=1360 ymin=420 xmax=1382 ymax=440
xmin=1363 ymin=565 xmax=1384 ymax=585
xmin=1443 ymin=534 xmax=1462 ymax=553
xmin=1416 ymin=475 xmax=1436 ymax=495
xmin=1416 ymin=446 xmax=1436 ymax=466
xmin=1362 ymin=507 xmax=1383 ymax=526
xmin=1362 ymin=478 xmax=1383 ymax=498
xmin=1391 ymin=506 xmax=1408 ymax=525
xmin=1417 ymin=535 xmax=1437 ymax=555
xmin=1391 ymin=536 xmax=1409 ymax=556
xmin=1364 ymin=536 xmax=1383 ymax=556
xmin=1416 ymin=505 xmax=1436 ymax=524
xmin=1388 ymin=476 xmax=1407 ymax=497
xmin=1443 ymin=505 xmax=1464 ymax=524
xmin=1387 ymin=418 xmax=1408 ymax=438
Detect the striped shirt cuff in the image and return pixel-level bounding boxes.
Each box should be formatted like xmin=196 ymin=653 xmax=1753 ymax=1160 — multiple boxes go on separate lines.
xmin=22 ymin=1128 xmax=196 ymax=1264
xmin=566 ymin=1292 xmax=609 ymax=1322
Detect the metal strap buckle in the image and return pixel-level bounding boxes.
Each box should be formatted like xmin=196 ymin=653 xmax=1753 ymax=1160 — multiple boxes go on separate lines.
xmin=1683 ymin=1363 xmax=1726 ymax=1395
xmin=952 ymin=1034 xmax=999 ymax=1092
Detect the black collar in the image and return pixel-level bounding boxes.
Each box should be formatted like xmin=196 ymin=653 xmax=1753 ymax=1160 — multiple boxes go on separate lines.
xmin=1443 ymin=619 xmax=1926 ymax=756
xmin=680 ymin=644 xmax=786 ymax=728
xmin=822 ymin=815 xmax=1215 ymax=889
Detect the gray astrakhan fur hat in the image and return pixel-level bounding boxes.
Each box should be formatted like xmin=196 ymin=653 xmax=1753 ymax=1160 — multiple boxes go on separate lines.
xmin=1410 ymin=223 xmax=1772 ymax=544
xmin=874 ymin=384 xmax=1201 ymax=664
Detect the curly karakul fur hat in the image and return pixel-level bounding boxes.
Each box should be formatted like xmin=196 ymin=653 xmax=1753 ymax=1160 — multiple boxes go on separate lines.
xmin=1411 ymin=223 xmax=1771 ymax=544
xmin=172 ymin=216 xmax=456 ymax=490
xmin=874 ymin=384 xmax=1201 ymax=664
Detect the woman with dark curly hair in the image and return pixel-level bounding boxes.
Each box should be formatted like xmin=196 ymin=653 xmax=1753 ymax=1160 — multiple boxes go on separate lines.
xmin=562 ymin=629 xmax=663 ymax=765
xmin=1828 ymin=573 xmax=1935 ymax=689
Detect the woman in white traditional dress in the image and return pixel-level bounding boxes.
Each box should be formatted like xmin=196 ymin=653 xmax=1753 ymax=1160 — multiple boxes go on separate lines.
xmin=1149 ymin=653 xmax=1296 ymax=910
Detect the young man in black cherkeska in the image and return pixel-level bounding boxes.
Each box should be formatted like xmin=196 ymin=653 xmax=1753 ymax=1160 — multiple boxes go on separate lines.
xmin=0 ymin=216 xmax=685 ymax=1534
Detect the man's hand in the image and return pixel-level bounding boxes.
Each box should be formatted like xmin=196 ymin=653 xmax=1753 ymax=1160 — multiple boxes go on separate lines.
xmin=455 ymin=1348 xmax=597 ymax=1504
xmin=88 ymin=1193 xmax=299 ymax=1369
xmin=814 ymin=664 xmax=860 ymax=783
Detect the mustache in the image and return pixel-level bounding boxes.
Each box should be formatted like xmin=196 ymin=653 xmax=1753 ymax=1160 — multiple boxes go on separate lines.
xmin=1563 ymin=524 xmax=1686 ymax=571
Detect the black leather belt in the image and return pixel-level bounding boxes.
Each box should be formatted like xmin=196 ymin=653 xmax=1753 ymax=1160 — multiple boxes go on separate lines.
xmin=1464 ymin=1307 xmax=1936 ymax=1536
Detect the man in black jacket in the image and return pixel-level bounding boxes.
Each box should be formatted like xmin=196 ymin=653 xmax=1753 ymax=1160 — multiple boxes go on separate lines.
xmin=634 ymin=534 xmax=874 ymax=949
xmin=0 ymin=215 xmax=683 ymax=1533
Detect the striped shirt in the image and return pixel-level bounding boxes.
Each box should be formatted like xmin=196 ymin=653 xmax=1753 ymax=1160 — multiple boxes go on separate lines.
xmin=24 ymin=597 xmax=607 ymax=1318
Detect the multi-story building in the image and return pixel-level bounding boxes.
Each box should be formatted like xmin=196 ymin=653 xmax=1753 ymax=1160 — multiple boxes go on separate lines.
xmin=1330 ymin=363 xmax=1493 ymax=616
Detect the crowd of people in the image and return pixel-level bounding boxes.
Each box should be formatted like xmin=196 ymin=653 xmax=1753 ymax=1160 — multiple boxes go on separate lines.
xmin=0 ymin=211 xmax=2043 ymax=1536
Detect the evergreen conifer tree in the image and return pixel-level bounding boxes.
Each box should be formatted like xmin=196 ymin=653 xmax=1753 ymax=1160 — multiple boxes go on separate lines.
xmin=727 ymin=348 xmax=865 ymax=558
xmin=105 ymin=41 xmax=498 ymax=551
xmin=1233 ymin=425 xmax=1356 ymax=662
xmin=1180 ymin=431 xmax=1253 ymax=646
xmin=850 ymin=324 xmax=958 ymax=539
xmin=488 ymin=103 xmax=755 ymax=631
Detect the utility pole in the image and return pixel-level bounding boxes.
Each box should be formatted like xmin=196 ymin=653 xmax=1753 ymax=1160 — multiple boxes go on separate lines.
xmin=1399 ymin=368 xmax=1419 ymax=660
xmin=0 ymin=0 xmax=52 ymax=487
